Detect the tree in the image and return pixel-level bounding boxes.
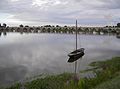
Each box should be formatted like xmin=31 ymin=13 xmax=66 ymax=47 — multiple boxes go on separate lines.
xmin=52 ymin=25 xmax=55 ymax=27
xmin=117 ymin=23 xmax=120 ymax=27
xmin=3 ymin=23 xmax=7 ymax=27
xmin=44 ymin=25 xmax=51 ymax=27
xmin=64 ymin=25 xmax=67 ymax=27
xmin=0 ymin=23 xmax=1 ymax=27
xmin=19 ymin=24 xmax=24 ymax=27
xmin=56 ymin=25 xmax=60 ymax=27
xmin=25 ymin=25 xmax=29 ymax=27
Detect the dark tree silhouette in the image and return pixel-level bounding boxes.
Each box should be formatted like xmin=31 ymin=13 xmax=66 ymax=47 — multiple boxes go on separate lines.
xmin=44 ymin=25 xmax=51 ymax=27
xmin=64 ymin=25 xmax=67 ymax=27
xmin=117 ymin=23 xmax=120 ymax=27
xmin=52 ymin=25 xmax=55 ymax=27
xmin=3 ymin=23 xmax=7 ymax=27
xmin=56 ymin=25 xmax=60 ymax=27
xmin=25 ymin=25 xmax=29 ymax=27
xmin=19 ymin=24 xmax=24 ymax=27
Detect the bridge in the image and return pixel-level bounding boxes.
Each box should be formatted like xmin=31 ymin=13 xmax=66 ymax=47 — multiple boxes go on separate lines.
xmin=0 ymin=26 xmax=120 ymax=35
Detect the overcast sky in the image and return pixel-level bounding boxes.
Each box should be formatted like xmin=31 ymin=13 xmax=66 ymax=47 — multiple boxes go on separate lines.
xmin=0 ymin=0 xmax=120 ymax=26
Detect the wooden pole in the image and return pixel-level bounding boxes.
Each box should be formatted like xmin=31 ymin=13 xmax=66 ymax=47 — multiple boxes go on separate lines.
xmin=75 ymin=20 xmax=78 ymax=75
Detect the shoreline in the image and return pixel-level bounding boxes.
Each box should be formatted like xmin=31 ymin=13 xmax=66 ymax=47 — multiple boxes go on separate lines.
xmin=2 ymin=57 xmax=120 ymax=89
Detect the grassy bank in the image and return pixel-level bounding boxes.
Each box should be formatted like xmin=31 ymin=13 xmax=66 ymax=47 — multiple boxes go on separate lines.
xmin=3 ymin=57 xmax=120 ymax=89
xmin=93 ymin=74 xmax=120 ymax=89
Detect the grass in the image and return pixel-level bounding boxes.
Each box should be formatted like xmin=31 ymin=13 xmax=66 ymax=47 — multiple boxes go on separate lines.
xmin=93 ymin=73 xmax=120 ymax=89
xmin=4 ymin=57 xmax=120 ymax=89
xmin=24 ymin=73 xmax=72 ymax=89
xmin=80 ymin=57 xmax=120 ymax=89
xmin=5 ymin=73 xmax=73 ymax=89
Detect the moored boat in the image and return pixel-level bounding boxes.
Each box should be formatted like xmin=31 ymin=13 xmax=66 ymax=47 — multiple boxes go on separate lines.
xmin=67 ymin=20 xmax=85 ymax=63
xmin=68 ymin=48 xmax=85 ymax=62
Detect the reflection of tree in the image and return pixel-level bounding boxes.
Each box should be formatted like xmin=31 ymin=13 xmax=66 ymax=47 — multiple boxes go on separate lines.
xmin=3 ymin=32 xmax=7 ymax=36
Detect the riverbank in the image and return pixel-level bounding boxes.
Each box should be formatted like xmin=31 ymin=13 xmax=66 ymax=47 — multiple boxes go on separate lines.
xmin=2 ymin=57 xmax=120 ymax=89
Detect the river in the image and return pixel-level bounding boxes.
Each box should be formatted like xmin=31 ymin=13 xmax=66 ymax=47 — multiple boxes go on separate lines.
xmin=0 ymin=33 xmax=120 ymax=86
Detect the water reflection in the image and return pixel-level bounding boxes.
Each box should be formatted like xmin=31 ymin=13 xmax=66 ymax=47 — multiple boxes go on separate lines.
xmin=0 ymin=32 xmax=7 ymax=37
xmin=3 ymin=32 xmax=7 ymax=36
xmin=0 ymin=33 xmax=120 ymax=86
xmin=0 ymin=32 xmax=1 ymax=36
xmin=0 ymin=65 xmax=27 ymax=86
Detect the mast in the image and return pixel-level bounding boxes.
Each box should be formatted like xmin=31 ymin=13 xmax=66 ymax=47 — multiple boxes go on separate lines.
xmin=76 ymin=20 xmax=78 ymax=52
xmin=75 ymin=20 xmax=78 ymax=75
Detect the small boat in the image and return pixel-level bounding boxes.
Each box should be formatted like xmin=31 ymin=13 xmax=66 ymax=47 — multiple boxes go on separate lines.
xmin=68 ymin=48 xmax=85 ymax=63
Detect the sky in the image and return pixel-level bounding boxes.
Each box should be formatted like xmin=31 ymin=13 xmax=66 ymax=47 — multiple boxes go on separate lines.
xmin=0 ymin=0 xmax=120 ymax=26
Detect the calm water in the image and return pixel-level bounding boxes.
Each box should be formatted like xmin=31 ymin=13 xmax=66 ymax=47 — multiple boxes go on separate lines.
xmin=0 ymin=33 xmax=120 ymax=86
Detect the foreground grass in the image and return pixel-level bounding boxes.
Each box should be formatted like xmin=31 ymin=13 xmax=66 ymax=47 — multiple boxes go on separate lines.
xmin=4 ymin=57 xmax=120 ymax=89
xmin=4 ymin=73 xmax=73 ymax=89
xmin=93 ymin=73 xmax=120 ymax=89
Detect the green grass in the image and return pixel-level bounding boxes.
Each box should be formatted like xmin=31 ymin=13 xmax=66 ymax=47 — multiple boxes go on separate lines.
xmin=5 ymin=73 xmax=73 ymax=89
xmin=80 ymin=57 xmax=120 ymax=89
xmin=93 ymin=74 xmax=120 ymax=89
xmin=4 ymin=57 xmax=120 ymax=89
xmin=24 ymin=73 xmax=72 ymax=89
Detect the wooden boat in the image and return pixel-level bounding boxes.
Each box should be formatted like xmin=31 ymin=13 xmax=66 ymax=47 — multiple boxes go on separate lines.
xmin=68 ymin=48 xmax=85 ymax=62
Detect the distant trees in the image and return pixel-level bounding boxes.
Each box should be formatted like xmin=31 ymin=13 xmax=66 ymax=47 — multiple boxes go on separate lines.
xmin=56 ymin=25 xmax=60 ymax=27
xmin=105 ymin=23 xmax=120 ymax=28
xmin=117 ymin=23 xmax=120 ymax=27
xmin=64 ymin=25 xmax=67 ymax=27
xmin=3 ymin=23 xmax=7 ymax=27
xmin=19 ymin=24 xmax=24 ymax=27
xmin=52 ymin=25 xmax=55 ymax=27
xmin=0 ymin=23 xmax=7 ymax=27
xmin=44 ymin=25 xmax=51 ymax=27
xmin=25 ymin=25 xmax=29 ymax=27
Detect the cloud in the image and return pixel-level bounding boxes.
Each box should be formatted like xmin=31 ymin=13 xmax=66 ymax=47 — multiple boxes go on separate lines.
xmin=97 ymin=0 xmax=120 ymax=9
xmin=0 ymin=0 xmax=120 ymax=26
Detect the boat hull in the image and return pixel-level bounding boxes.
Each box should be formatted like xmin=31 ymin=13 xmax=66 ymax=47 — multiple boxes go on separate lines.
xmin=68 ymin=48 xmax=85 ymax=63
